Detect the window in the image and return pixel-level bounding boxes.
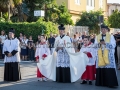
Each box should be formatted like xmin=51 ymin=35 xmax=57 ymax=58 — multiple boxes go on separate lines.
xmin=92 ymin=0 xmax=95 ymax=7
xmin=111 ymin=10 xmax=114 ymax=14
xmin=87 ymin=0 xmax=89 ymax=5
xmin=112 ymin=10 xmax=114 ymax=13
xmin=91 ymin=0 xmax=92 ymax=6
xmin=75 ymin=0 xmax=80 ymax=5
xmin=87 ymin=0 xmax=94 ymax=7
xmin=99 ymin=0 xmax=103 ymax=8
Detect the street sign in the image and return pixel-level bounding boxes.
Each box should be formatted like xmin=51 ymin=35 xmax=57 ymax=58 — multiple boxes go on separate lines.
xmin=34 ymin=10 xmax=45 ymax=16
xmin=40 ymin=10 xmax=45 ymax=17
xmin=34 ymin=10 xmax=40 ymax=16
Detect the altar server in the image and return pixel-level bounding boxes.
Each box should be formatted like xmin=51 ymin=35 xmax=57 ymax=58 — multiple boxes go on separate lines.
xmin=3 ymin=28 xmax=21 ymax=81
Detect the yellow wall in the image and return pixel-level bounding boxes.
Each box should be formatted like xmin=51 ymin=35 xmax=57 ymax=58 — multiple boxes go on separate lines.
xmin=94 ymin=0 xmax=99 ymax=11
xmin=94 ymin=0 xmax=108 ymax=18
xmin=56 ymin=0 xmax=86 ymax=24
xmin=71 ymin=14 xmax=80 ymax=24
xmin=68 ymin=0 xmax=86 ymax=13
xmin=103 ymin=0 xmax=108 ymax=17
xmin=56 ymin=0 xmax=109 ymax=23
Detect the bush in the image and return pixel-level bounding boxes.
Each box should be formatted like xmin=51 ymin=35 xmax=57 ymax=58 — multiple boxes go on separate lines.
xmin=0 ymin=19 xmax=58 ymax=41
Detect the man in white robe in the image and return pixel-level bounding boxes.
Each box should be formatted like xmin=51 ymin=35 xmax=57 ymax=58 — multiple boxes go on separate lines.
xmin=3 ymin=28 xmax=21 ymax=81
xmin=37 ymin=24 xmax=89 ymax=83
xmin=95 ymin=25 xmax=118 ymax=88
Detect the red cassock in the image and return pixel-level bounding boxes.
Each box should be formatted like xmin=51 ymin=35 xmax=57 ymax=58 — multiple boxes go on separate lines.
xmin=81 ymin=52 xmax=96 ymax=80
xmin=36 ymin=55 xmax=47 ymax=78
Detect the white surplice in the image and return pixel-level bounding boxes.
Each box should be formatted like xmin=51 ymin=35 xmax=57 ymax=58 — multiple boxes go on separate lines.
xmin=35 ymin=42 xmax=50 ymax=60
xmin=3 ymin=38 xmax=20 ymax=63
xmin=80 ymin=44 xmax=96 ymax=66
xmin=37 ymin=35 xmax=89 ymax=82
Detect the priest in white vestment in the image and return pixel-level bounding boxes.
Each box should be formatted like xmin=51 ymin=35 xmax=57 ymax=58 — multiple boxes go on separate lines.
xmin=3 ymin=28 xmax=21 ymax=81
xmin=37 ymin=24 xmax=89 ymax=83
xmin=95 ymin=25 xmax=118 ymax=88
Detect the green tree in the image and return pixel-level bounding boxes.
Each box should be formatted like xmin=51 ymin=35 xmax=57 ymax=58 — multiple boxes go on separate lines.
xmin=0 ymin=0 xmax=23 ymax=21
xmin=57 ymin=3 xmax=73 ymax=25
xmin=0 ymin=17 xmax=5 ymax=22
xmin=24 ymin=0 xmax=55 ymax=22
xmin=13 ymin=0 xmax=24 ymax=22
xmin=76 ymin=10 xmax=103 ymax=34
xmin=108 ymin=9 xmax=120 ymax=28
xmin=25 ymin=0 xmax=73 ymax=25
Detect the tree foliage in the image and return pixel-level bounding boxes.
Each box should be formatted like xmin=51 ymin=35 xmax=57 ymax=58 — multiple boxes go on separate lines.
xmin=76 ymin=10 xmax=103 ymax=34
xmin=24 ymin=0 xmax=56 ymax=22
xmin=25 ymin=0 xmax=73 ymax=25
xmin=57 ymin=3 xmax=73 ymax=25
xmin=0 ymin=18 xmax=58 ymax=40
xmin=0 ymin=17 xmax=6 ymax=22
xmin=0 ymin=0 xmax=24 ymax=21
xmin=0 ymin=0 xmax=73 ymax=25
xmin=108 ymin=9 xmax=120 ymax=28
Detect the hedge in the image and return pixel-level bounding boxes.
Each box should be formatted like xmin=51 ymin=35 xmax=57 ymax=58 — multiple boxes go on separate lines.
xmin=0 ymin=19 xmax=58 ymax=41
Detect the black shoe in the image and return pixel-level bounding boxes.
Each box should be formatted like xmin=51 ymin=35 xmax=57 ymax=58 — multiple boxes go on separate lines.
xmin=89 ymin=81 xmax=92 ymax=85
xmin=80 ymin=80 xmax=87 ymax=84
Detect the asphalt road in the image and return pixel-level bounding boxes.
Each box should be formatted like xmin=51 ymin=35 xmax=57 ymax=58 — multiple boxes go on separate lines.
xmin=0 ymin=61 xmax=119 ymax=90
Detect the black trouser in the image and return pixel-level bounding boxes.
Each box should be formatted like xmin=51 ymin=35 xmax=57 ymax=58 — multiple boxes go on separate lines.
xmin=115 ymin=46 xmax=118 ymax=63
xmin=28 ymin=49 xmax=34 ymax=60
xmin=0 ymin=44 xmax=4 ymax=59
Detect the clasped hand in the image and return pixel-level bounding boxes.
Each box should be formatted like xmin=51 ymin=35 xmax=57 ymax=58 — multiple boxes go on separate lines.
xmin=99 ymin=41 xmax=106 ymax=45
xmin=8 ymin=53 xmax=12 ymax=57
xmin=57 ymin=47 xmax=63 ymax=50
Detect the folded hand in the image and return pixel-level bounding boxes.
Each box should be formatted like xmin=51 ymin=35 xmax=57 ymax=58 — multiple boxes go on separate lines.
xmin=57 ymin=47 xmax=63 ymax=50
xmin=8 ymin=53 xmax=12 ymax=57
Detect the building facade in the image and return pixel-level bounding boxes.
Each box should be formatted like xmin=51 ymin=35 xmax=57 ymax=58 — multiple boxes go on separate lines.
xmin=107 ymin=3 xmax=120 ymax=16
xmin=56 ymin=0 xmax=120 ymax=24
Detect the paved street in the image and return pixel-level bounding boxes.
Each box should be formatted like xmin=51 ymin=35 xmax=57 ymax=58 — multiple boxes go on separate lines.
xmin=0 ymin=61 xmax=120 ymax=90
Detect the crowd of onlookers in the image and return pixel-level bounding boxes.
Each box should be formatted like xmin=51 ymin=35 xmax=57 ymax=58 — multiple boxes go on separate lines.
xmin=0 ymin=30 xmax=120 ymax=68
xmin=0 ymin=30 xmax=57 ymax=61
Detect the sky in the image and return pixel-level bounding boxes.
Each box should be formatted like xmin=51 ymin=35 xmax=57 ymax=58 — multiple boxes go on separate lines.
xmin=107 ymin=0 xmax=120 ymax=4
